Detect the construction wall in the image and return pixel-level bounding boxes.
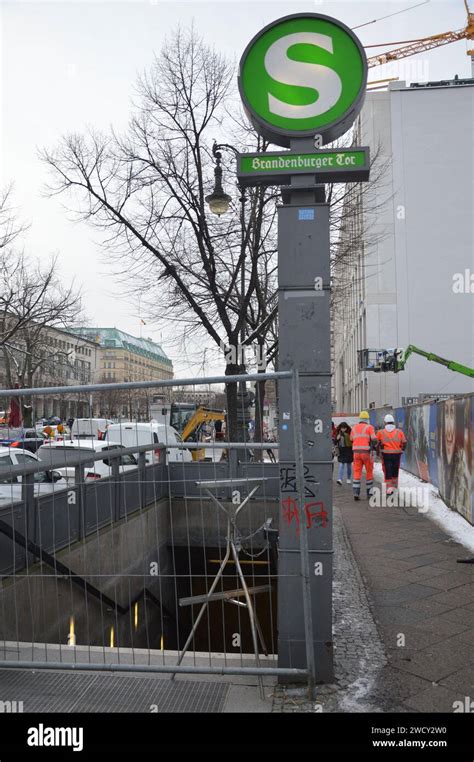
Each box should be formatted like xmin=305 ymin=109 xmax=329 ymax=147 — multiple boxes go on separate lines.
xmin=370 ymin=394 xmax=474 ymax=525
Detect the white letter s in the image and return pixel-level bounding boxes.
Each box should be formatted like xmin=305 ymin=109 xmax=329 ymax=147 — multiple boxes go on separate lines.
xmin=264 ymin=33 xmax=342 ymax=119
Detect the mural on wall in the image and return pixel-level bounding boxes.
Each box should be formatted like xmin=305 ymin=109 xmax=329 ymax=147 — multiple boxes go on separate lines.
xmin=370 ymin=394 xmax=473 ymax=525
xmin=404 ymin=405 xmax=431 ymax=482
xmin=436 ymin=397 xmax=472 ymax=524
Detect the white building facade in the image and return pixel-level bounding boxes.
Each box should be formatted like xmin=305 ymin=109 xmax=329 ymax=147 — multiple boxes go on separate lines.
xmin=334 ymin=78 xmax=474 ymax=411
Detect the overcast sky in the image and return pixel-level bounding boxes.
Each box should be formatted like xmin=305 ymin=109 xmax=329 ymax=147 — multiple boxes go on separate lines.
xmin=1 ymin=0 xmax=471 ymax=377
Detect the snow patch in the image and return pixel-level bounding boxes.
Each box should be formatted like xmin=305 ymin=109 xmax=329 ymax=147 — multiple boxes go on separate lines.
xmin=373 ymin=462 xmax=474 ymax=554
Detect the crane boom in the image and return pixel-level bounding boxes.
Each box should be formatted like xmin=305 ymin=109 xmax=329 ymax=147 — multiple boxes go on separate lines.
xmin=367 ymin=1 xmax=474 ymax=68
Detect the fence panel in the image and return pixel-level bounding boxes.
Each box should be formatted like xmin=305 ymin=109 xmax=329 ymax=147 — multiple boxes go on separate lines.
xmin=0 ymin=372 xmax=313 ymax=698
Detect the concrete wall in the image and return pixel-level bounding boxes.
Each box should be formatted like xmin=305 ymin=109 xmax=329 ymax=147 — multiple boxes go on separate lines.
xmin=391 ymin=84 xmax=474 ymax=403
xmin=170 ymin=497 xmax=279 ymax=547
xmin=334 ymin=81 xmax=474 ymax=410
xmin=0 ymin=496 xmax=174 ymax=648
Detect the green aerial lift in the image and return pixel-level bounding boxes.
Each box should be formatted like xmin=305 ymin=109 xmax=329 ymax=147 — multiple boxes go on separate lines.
xmin=358 ymin=346 xmax=474 ymax=378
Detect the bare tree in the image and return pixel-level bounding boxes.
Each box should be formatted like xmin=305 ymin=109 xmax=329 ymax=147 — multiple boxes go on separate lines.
xmin=42 ymin=27 xmax=281 ymax=439
xmin=42 ymin=26 xmax=392 ymax=438
xmin=0 ymin=252 xmax=83 ymax=392
xmin=0 ymin=185 xmax=28 ymax=254
xmin=0 ymin=187 xmax=32 ymax=348
xmin=95 ymin=376 xmax=129 ymax=419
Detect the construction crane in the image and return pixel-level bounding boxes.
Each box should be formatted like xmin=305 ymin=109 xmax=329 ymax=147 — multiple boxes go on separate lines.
xmin=366 ymin=0 xmax=474 ymax=69
xmin=358 ymin=346 xmax=474 ymax=378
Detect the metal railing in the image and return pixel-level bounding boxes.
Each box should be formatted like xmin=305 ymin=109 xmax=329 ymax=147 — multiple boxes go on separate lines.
xmin=0 ymin=370 xmax=316 ymax=700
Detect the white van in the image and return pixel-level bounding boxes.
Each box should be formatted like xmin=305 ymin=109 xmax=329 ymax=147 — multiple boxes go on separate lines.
xmin=105 ymin=422 xmax=192 ymax=464
xmin=37 ymin=439 xmax=138 ymax=482
xmin=71 ymin=418 xmax=114 ymax=440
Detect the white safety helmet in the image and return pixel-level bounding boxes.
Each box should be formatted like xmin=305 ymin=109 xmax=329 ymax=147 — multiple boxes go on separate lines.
xmin=384 ymin=414 xmax=395 ymax=424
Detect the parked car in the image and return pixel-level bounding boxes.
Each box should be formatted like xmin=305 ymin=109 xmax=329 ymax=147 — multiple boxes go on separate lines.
xmin=105 ymin=422 xmax=192 ymax=464
xmin=37 ymin=439 xmax=138 ymax=482
xmin=0 ymin=428 xmax=49 ymax=453
xmin=0 ymin=447 xmax=66 ymax=505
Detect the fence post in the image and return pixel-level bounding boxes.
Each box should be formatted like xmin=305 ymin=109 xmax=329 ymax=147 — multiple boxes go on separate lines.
xmin=138 ymin=451 xmax=147 ymax=508
xmin=22 ymin=472 xmax=36 ymax=564
xmin=75 ymin=466 xmax=85 ymax=540
xmin=111 ymin=456 xmax=121 ymax=521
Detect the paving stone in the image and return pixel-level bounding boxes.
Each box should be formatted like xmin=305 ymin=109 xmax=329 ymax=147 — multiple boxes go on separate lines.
xmin=406 ymin=571 xmax=473 ymax=591
xmin=371 ymin=583 xmax=440 ymax=607
xmin=455 ymin=628 xmax=474 ymax=646
xmin=404 ymin=684 xmax=463 ymax=713
xmin=435 ymin=558 xmax=474 ymax=573
xmin=439 ymin=664 xmax=474 ymax=695
xmin=400 ymin=565 xmax=452 ymax=583
xmin=401 ymin=553 xmax=461 ymax=569
xmin=375 ymin=666 xmax=431 ymax=700
xmin=373 ymin=606 xmax=428 ymax=627
xmin=439 ymin=608 xmax=474 ymax=628
xmin=405 ymin=598 xmax=460 ymax=616
xmin=378 ymin=624 xmax=454 ymax=653
xmin=379 ymin=545 xmax=452 ymax=561
xmin=389 ymin=638 xmax=474 ymax=683
xmin=360 ymin=575 xmax=407 ymax=591
xmin=427 ymin=585 xmax=474 ymax=608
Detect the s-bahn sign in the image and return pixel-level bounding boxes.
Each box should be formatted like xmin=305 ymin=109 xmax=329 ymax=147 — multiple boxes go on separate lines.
xmin=237 ymin=147 xmax=370 ymax=187
xmin=238 ymin=13 xmax=368 ymax=147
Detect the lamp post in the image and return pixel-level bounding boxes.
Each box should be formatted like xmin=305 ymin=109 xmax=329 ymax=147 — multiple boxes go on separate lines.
xmin=206 ymin=142 xmax=251 ymax=453
xmin=206 ymin=142 xmax=247 ymax=354
xmin=205 ymin=145 xmax=233 ymax=216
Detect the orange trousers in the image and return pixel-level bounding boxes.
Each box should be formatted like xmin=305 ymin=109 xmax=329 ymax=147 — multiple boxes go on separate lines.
xmin=352 ymin=452 xmax=374 ymax=496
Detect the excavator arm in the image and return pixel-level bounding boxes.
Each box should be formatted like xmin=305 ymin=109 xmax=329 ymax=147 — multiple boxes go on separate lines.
xmin=181 ymin=408 xmax=225 ymax=442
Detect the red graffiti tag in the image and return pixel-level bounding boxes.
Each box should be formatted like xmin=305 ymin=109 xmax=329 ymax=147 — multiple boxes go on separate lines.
xmin=281 ymin=496 xmax=328 ymax=535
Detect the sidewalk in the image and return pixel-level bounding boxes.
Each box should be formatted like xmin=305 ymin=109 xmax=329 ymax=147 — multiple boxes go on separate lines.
xmin=333 ymin=467 xmax=474 ymax=712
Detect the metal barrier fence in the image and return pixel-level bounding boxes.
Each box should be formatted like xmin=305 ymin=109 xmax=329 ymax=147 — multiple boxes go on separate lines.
xmin=0 ymin=371 xmax=315 ymax=699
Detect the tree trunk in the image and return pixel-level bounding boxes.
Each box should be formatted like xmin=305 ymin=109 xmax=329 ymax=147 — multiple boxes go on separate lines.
xmin=22 ymin=404 xmax=32 ymax=427
xmin=225 ymin=362 xmax=244 ymax=442
xmin=253 ymin=374 xmax=266 ymax=461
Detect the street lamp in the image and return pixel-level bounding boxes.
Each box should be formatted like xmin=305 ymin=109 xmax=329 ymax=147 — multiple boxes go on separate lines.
xmin=205 ymin=144 xmax=232 ymax=216
xmin=206 ymin=142 xmax=252 ymax=454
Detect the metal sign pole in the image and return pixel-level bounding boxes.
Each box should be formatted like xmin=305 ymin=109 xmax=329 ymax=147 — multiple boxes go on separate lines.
xmin=277 ymin=137 xmax=334 ymax=682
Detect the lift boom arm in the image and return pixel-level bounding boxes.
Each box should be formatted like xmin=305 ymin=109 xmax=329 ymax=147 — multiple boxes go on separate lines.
xmin=397 ymin=345 xmax=474 ymax=377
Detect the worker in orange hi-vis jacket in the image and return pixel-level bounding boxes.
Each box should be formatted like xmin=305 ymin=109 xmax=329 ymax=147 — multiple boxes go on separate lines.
xmin=350 ymin=411 xmax=377 ymax=501
xmin=376 ymin=414 xmax=407 ymax=495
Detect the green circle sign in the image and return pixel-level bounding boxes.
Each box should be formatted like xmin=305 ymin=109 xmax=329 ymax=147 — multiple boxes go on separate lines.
xmin=238 ymin=14 xmax=367 ymax=147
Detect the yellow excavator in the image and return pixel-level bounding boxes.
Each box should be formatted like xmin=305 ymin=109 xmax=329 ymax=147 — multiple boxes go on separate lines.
xmin=181 ymin=407 xmax=226 ymax=461
xmin=150 ymin=401 xmax=225 ymax=461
